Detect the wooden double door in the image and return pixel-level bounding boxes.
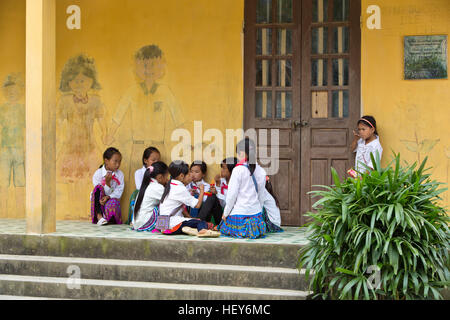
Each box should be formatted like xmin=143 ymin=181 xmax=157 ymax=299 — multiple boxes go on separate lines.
xmin=244 ymin=0 xmax=361 ymax=226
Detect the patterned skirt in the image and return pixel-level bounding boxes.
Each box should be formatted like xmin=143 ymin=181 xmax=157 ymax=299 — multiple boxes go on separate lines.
xmin=219 ymin=212 xmax=266 ymax=239
xmin=132 ymin=207 xmax=159 ymax=232
xmin=262 ymin=208 xmax=283 ymax=233
xmin=90 ymin=185 xmax=122 ymax=224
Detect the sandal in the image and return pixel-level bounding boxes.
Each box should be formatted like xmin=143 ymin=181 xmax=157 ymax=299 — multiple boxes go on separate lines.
xmin=182 ymin=226 xmax=199 ymax=236
xmin=197 ymin=230 xmax=221 ymax=238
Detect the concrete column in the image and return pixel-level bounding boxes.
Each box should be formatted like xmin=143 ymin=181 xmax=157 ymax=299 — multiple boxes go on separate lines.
xmin=25 ymin=0 xmax=56 ymax=234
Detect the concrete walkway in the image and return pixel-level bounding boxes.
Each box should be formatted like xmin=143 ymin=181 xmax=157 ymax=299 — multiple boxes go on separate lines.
xmin=0 ymin=219 xmax=310 ymax=245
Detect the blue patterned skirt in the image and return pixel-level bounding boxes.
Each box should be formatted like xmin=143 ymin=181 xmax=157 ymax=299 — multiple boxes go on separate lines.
xmin=219 ymin=212 xmax=266 ymax=239
xmin=262 ymin=208 xmax=283 ymax=233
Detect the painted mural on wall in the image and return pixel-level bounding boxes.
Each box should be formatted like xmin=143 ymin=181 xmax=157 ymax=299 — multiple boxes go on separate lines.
xmin=0 ymin=73 xmax=25 ymax=214
xmin=103 ymin=44 xmax=185 ymax=178
xmin=56 ymin=54 xmax=107 ymax=183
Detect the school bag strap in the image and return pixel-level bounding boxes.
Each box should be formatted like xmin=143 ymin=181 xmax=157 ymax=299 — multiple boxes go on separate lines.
xmin=242 ymin=163 xmax=258 ymax=193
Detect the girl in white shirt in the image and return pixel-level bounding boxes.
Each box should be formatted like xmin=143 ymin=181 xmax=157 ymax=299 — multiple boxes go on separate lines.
xmin=219 ymin=138 xmax=267 ymax=239
xmin=350 ymin=116 xmax=383 ymax=175
xmin=132 ymin=161 xmax=168 ymax=232
xmin=262 ymin=177 xmax=283 ymax=232
xmin=128 ymin=147 xmax=161 ymax=225
xmin=91 ymin=147 xmax=124 ymax=226
xmin=214 ymin=157 xmax=238 ymax=208
xmin=159 ymin=161 xmax=220 ymax=237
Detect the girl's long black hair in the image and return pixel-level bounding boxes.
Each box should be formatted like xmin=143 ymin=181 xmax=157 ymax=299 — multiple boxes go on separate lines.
xmin=358 ymin=115 xmax=378 ymax=136
xmin=160 ymin=161 xmax=190 ymax=204
xmin=99 ymin=147 xmax=121 ymax=169
xmin=142 ymin=147 xmax=160 ymax=166
xmin=222 ymin=157 xmax=238 ymax=176
xmin=265 ymin=179 xmax=280 ymax=208
xmin=236 ymin=137 xmax=257 ymax=175
xmin=133 ymin=161 xmax=168 ymax=219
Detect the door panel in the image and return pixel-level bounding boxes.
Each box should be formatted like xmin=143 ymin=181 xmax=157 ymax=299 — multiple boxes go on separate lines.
xmin=244 ymin=0 xmax=360 ymax=226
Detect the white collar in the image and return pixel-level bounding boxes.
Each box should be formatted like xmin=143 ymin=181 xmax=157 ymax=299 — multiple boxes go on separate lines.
xmin=171 ymin=179 xmax=184 ymax=186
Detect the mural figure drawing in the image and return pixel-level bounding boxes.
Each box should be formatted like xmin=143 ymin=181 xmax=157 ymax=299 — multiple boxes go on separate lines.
xmin=0 ymin=73 xmax=25 ymax=215
xmin=104 ymin=44 xmax=185 ymax=179
xmin=57 ymin=54 xmax=107 ymax=183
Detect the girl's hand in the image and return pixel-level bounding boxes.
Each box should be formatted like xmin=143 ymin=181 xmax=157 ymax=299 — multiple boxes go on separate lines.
xmin=198 ymin=184 xmax=205 ymax=193
xmin=352 ymin=130 xmax=360 ymax=140
xmin=214 ymin=174 xmax=221 ymax=186
xmin=99 ymin=196 xmax=110 ymax=206
xmin=222 ymin=214 xmax=226 ymax=222
xmin=105 ymin=172 xmax=113 ymax=187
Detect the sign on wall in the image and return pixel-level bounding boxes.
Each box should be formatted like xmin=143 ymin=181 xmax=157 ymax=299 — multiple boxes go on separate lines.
xmin=404 ymin=35 xmax=448 ymax=80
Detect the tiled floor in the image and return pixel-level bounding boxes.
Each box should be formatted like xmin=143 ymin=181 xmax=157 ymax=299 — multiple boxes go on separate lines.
xmin=0 ymin=219 xmax=310 ymax=245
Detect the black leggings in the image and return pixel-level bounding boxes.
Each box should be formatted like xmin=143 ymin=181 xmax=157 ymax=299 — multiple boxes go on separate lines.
xmin=197 ymin=194 xmax=223 ymax=225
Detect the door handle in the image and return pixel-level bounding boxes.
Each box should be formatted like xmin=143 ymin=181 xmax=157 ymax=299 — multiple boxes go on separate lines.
xmin=293 ymin=120 xmax=309 ymax=129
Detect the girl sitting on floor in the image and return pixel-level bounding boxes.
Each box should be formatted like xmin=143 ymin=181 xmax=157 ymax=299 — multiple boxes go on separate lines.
xmin=262 ymin=176 xmax=283 ymax=233
xmin=219 ymin=138 xmax=267 ymax=239
xmin=132 ymin=161 xmax=169 ymax=232
xmin=187 ymin=161 xmax=223 ymax=226
xmin=127 ymin=147 xmax=161 ymax=225
xmin=214 ymin=157 xmax=238 ymax=208
xmin=91 ymin=147 xmax=124 ymax=226
xmin=159 ymin=161 xmax=220 ymax=237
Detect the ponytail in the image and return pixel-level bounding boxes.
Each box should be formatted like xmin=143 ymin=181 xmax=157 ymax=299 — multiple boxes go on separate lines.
xmin=160 ymin=178 xmax=172 ymax=204
xmin=265 ymin=179 xmax=280 ymax=208
xmin=134 ymin=161 xmax=168 ymax=219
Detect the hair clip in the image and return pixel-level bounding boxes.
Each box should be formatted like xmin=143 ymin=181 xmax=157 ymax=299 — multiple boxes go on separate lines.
xmin=266 ymin=176 xmax=270 ymax=182
xmin=148 ymin=166 xmax=154 ymax=173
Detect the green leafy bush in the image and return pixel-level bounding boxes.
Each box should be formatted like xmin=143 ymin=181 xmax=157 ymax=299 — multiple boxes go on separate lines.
xmin=298 ymin=153 xmax=450 ymax=300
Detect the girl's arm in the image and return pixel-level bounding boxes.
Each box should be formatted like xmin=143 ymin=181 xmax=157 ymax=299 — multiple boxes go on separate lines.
xmin=194 ymin=184 xmax=204 ymax=208
xmin=223 ymin=168 xmax=241 ymax=218
xmin=351 ymin=130 xmax=360 ymax=152
xmin=107 ymin=171 xmax=125 ymax=199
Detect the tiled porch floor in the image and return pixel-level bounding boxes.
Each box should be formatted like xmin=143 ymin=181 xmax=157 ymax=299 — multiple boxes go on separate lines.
xmin=0 ymin=219 xmax=310 ymax=245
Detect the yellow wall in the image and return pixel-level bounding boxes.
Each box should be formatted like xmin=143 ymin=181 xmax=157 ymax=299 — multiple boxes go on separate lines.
xmin=0 ymin=0 xmax=26 ymax=218
xmin=54 ymin=0 xmax=244 ymax=220
xmin=2 ymin=0 xmax=448 ymax=221
xmin=361 ymin=0 xmax=450 ymax=210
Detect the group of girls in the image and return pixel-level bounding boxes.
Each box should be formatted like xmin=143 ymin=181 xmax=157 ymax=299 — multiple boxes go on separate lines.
xmin=90 ymin=138 xmax=283 ymax=239
xmin=90 ymin=114 xmax=382 ymax=239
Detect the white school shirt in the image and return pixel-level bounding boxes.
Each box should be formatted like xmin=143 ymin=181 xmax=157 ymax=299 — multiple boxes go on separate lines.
xmin=354 ymin=136 xmax=383 ymax=173
xmin=159 ymin=179 xmax=199 ymax=229
xmin=263 ymin=188 xmax=281 ymax=227
xmin=132 ymin=178 xmax=164 ymax=230
xmin=186 ymin=180 xmax=211 ymax=203
xmin=216 ymin=178 xmax=229 ymax=208
xmin=92 ymin=165 xmax=125 ymax=199
xmin=223 ymin=163 xmax=266 ymax=218
xmin=134 ymin=166 xmax=147 ymax=190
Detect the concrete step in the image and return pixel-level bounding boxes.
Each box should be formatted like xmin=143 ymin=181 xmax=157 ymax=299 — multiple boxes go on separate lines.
xmin=0 ymin=295 xmax=70 ymax=300
xmin=0 ymin=274 xmax=310 ymax=300
xmin=0 ymin=254 xmax=308 ymax=291
xmin=0 ymin=233 xmax=302 ymax=268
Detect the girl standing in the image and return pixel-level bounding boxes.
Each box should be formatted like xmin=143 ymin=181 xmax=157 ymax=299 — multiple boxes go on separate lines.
xmin=351 ymin=115 xmax=383 ymax=174
xmin=132 ymin=161 xmax=168 ymax=232
xmin=159 ymin=161 xmax=220 ymax=237
xmin=91 ymin=147 xmax=124 ymax=226
xmin=219 ymin=138 xmax=267 ymax=239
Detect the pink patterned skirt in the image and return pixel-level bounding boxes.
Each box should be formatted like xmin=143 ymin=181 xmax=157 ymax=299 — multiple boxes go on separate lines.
xmin=90 ymin=185 xmax=122 ymax=224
